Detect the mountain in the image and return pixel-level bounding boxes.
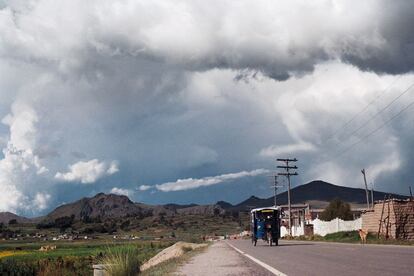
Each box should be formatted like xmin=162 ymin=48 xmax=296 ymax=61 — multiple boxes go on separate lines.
xmin=45 ymin=193 xmax=155 ymax=221
xmin=176 ymin=204 xmax=225 ymax=216
xmin=42 ymin=193 xmax=210 ymax=223
xmin=3 ymin=180 xmax=409 ymax=224
xmin=163 ymin=203 xmax=198 ymax=211
xmin=0 ymin=212 xmax=33 ymax=224
xmin=232 ymin=180 xmax=409 ymax=211
xmin=216 ymin=201 xmax=234 ymax=209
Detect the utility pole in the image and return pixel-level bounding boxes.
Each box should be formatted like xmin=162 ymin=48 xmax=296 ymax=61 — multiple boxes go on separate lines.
xmin=410 ymin=186 xmax=413 ymax=200
xmin=270 ymin=175 xmax=284 ymax=207
xmin=370 ymin=183 xmax=374 ymax=210
xmin=277 ymin=158 xmax=298 ymax=236
xmin=361 ymin=169 xmax=370 ymax=210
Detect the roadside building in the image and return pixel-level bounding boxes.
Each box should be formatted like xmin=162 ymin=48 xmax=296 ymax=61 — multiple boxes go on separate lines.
xmin=278 ymin=204 xmax=309 ymax=228
xmin=278 ymin=204 xmax=365 ymax=227
xmin=308 ymin=207 xmax=365 ymax=220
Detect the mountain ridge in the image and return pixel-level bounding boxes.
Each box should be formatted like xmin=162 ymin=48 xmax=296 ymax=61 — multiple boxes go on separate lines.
xmin=0 ymin=180 xmax=409 ymax=224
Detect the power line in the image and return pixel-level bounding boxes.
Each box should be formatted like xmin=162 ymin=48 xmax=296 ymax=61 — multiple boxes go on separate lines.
xmin=336 ymin=81 xmax=414 ymax=142
xmin=334 ymin=98 xmax=414 ymax=159
xmin=326 ymin=76 xmax=402 ymax=140
xmin=269 ymin=175 xmax=284 ymax=207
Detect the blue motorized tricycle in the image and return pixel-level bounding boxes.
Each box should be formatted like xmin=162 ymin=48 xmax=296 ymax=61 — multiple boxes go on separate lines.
xmin=251 ymin=207 xmax=280 ymax=246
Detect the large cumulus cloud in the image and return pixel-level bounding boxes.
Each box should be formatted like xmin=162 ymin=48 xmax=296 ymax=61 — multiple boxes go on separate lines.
xmin=1 ymin=0 xmax=414 ymax=78
xmin=0 ymin=0 xmax=414 ymax=214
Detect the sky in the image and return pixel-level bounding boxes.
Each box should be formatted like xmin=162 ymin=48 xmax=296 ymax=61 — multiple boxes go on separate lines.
xmin=1 ymin=0 xmax=414 ymax=216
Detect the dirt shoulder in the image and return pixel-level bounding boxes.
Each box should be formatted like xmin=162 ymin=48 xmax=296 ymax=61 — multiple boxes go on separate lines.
xmin=175 ymin=241 xmax=273 ymax=276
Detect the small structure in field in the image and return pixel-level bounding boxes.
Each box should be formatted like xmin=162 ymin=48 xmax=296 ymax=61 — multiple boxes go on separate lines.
xmin=39 ymin=245 xmax=57 ymax=251
xmin=362 ymin=198 xmax=414 ymax=240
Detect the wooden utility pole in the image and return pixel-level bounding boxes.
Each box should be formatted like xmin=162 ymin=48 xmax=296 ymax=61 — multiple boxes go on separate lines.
xmin=277 ymin=158 xmax=298 ymax=236
xmin=270 ymin=175 xmax=283 ymax=207
xmin=272 ymin=175 xmax=278 ymax=207
xmin=370 ymin=183 xmax=374 ymax=210
xmin=361 ymin=169 xmax=370 ymax=210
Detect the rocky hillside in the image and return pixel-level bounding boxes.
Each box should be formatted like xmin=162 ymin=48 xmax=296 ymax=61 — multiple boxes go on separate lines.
xmin=0 ymin=212 xmax=33 ymax=224
xmin=43 ymin=193 xmax=207 ymax=222
xmin=177 ymin=204 xmax=225 ymax=216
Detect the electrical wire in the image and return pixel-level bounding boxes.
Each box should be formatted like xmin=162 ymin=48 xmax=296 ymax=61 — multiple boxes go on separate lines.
xmin=325 ymin=76 xmax=402 ymax=140
xmin=334 ymin=98 xmax=414 ymax=159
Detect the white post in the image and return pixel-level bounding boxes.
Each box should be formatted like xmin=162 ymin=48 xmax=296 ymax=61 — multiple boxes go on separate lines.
xmin=336 ymin=218 xmax=340 ymax=232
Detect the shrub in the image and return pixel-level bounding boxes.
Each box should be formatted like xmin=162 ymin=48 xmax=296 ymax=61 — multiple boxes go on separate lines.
xmin=120 ymin=220 xmax=130 ymax=231
xmin=99 ymin=245 xmax=141 ymax=276
xmin=0 ymin=257 xmax=92 ymax=276
xmin=320 ymin=198 xmax=353 ymax=221
xmin=0 ymin=259 xmax=36 ymax=275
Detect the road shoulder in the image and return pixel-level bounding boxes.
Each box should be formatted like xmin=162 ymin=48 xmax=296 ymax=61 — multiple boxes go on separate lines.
xmin=175 ymin=241 xmax=273 ymax=276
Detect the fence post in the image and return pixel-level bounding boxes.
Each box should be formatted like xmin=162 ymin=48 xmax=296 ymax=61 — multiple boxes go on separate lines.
xmin=336 ymin=218 xmax=340 ymax=232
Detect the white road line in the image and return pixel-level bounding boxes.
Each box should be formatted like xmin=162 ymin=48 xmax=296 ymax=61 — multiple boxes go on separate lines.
xmin=225 ymin=241 xmax=288 ymax=276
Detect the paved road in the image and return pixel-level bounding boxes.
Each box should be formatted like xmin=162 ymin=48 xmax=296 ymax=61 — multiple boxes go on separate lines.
xmin=176 ymin=241 xmax=273 ymax=276
xmin=227 ymin=239 xmax=414 ymax=276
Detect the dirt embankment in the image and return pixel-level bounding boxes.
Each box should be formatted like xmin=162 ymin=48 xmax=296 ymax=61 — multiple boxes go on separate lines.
xmin=140 ymin=242 xmax=207 ymax=271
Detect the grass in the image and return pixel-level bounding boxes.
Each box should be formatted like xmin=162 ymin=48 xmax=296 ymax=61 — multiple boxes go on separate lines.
xmin=0 ymin=241 xmax=172 ymax=275
xmin=98 ymin=245 xmax=141 ymax=276
xmin=0 ymin=212 xmax=246 ymax=274
xmin=0 ymin=250 xmax=29 ymax=258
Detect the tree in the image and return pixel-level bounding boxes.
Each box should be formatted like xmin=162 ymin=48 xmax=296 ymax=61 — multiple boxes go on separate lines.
xmin=8 ymin=219 xmax=17 ymax=225
xmin=55 ymin=215 xmax=75 ymax=232
xmin=320 ymin=198 xmax=353 ymax=221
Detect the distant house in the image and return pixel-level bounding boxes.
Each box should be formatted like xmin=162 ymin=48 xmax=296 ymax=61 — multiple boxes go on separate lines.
xmin=278 ymin=204 xmax=365 ymax=227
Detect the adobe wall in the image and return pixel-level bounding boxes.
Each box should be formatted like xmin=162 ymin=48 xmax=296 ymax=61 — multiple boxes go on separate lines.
xmin=361 ymin=200 xmax=396 ymax=239
xmin=362 ymin=199 xmax=414 ymax=240
xmin=393 ymin=201 xmax=414 ymax=240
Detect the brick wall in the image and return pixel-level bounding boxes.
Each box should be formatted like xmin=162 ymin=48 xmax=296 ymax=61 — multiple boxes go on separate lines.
xmin=362 ymin=200 xmax=396 ymax=239
xmin=393 ymin=201 xmax=414 ymax=240
xmin=362 ymin=199 xmax=414 ymax=240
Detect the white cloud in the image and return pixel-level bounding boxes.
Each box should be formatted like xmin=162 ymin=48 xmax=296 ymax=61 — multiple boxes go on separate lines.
xmin=110 ymin=187 xmax=133 ymax=197
xmin=32 ymin=192 xmax=51 ymax=211
xmin=1 ymin=103 xmax=38 ymax=150
xmin=0 ymin=184 xmax=25 ymax=213
xmin=155 ymin=169 xmax=269 ymax=192
xmin=55 ymin=159 xmax=119 ymax=184
xmin=138 ymin=185 xmax=152 ymax=191
xmin=107 ymin=161 xmax=119 ymax=174
xmin=0 ymin=101 xmax=50 ymax=212
xmin=260 ymin=141 xmax=316 ymax=157
xmin=367 ymin=143 xmax=401 ymax=181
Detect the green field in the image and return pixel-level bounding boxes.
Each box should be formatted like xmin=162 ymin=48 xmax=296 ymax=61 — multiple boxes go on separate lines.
xmin=0 ymin=240 xmax=172 ymax=275
xmin=0 ymin=213 xmax=247 ymax=275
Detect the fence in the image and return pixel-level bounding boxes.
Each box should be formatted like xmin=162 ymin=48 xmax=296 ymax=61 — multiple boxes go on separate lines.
xmin=280 ymin=217 xmax=362 ymax=237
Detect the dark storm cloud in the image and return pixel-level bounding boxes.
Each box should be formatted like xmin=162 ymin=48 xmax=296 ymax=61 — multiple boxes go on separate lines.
xmin=341 ymin=1 xmax=414 ymax=75
xmin=2 ymin=1 xmax=414 ymax=80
